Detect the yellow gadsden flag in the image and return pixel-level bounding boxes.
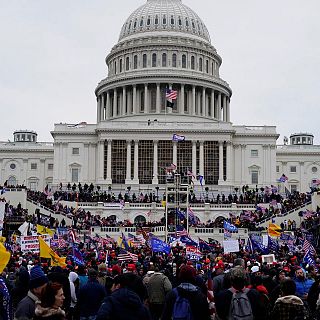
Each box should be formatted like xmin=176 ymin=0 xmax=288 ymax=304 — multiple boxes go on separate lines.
xmin=38 ymin=236 xmax=66 ymax=268
xmin=37 ymin=224 xmax=55 ymax=237
xmin=0 ymin=242 xmax=10 ymax=273
xmin=268 ymin=223 xmax=282 ymax=237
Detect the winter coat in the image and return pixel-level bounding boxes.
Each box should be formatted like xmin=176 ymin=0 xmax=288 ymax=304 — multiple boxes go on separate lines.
xmin=146 ymin=272 xmax=172 ymax=305
xmin=271 ymin=295 xmax=307 ymax=320
xmin=295 ymin=277 xmax=314 ymax=299
xmin=14 ymin=291 xmax=38 ymax=320
xmin=96 ymin=287 xmax=151 ymax=320
xmin=161 ymin=283 xmax=210 ymax=320
xmin=34 ymin=301 xmax=66 ymax=320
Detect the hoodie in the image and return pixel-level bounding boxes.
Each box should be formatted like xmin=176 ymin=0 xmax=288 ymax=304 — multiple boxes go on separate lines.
xmin=271 ymin=295 xmax=306 ymax=320
xmin=96 ymin=287 xmax=151 ymax=320
xmin=68 ymin=272 xmax=78 ymax=308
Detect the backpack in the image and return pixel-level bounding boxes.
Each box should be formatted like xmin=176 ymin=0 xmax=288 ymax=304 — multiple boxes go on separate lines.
xmin=172 ymin=288 xmax=193 ymax=320
xmin=228 ymin=288 xmax=253 ymax=320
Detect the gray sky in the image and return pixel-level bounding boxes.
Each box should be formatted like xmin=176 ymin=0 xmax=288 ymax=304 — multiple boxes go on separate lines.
xmin=1 ymin=0 xmax=319 ymax=143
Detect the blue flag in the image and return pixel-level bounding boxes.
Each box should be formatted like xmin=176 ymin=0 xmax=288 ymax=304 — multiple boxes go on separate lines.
xmin=151 ymin=237 xmax=171 ymax=254
xmin=249 ymin=236 xmax=269 ymax=254
xmin=223 ymin=220 xmax=238 ymax=232
xmin=199 ymin=238 xmax=211 ymax=252
xmin=72 ymin=246 xmax=84 ymax=266
xmin=199 ymin=175 xmax=204 ymax=186
xmin=179 ymin=236 xmax=198 ymax=246
xmin=268 ymin=236 xmax=279 ymax=252
xmin=304 ymin=250 xmax=316 ymax=267
xmin=176 ymin=208 xmax=186 ymax=220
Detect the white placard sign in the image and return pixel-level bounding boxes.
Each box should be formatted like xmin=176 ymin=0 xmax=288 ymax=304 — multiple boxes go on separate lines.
xmin=262 ymin=254 xmax=276 ymax=265
xmin=223 ymin=240 xmax=240 ymax=253
xmin=20 ymin=234 xmax=51 ymax=253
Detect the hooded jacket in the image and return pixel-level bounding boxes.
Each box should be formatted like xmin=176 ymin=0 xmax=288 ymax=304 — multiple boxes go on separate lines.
xmin=271 ymin=295 xmax=306 ymax=320
xmin=161 ymin=283 xmax=210 ymax=320
xmin=96 ymin=287 xmax=151 ymax=320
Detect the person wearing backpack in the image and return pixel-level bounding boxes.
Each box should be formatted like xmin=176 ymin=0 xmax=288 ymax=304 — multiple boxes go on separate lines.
xmin=161 ymin=264 xmax=210 ymax=320
xmin=215 ymin=266 xmax=266 ymax=320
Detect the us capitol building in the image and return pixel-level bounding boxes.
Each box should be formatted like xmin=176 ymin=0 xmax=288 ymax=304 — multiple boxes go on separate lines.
xmin=1 ymin=0 xmax=319 ymax=194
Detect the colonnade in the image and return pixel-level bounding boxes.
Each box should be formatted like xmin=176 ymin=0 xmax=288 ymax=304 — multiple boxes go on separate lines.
xmin=97 ymin=84 xmax=230 ymax=122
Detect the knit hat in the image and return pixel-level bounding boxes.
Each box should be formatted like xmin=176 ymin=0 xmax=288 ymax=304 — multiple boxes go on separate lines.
xmin=29 ymin=265 xmax=48 ymax=289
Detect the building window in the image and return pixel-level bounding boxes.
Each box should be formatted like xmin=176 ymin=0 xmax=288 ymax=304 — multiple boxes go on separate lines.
xmin=251 ymin=171 xmax=258 ymax=184
xmin=119 ymin=59 xmax=122 ymax=72
xmin=199 ymin=57 xmax=203 ymax=71
xmin=276 ymin=165 xmax=280 ymax=173
xmin=206 ymin=60 xmax=209 ymax=73
xmin=191 ymin=56 xmax=195 ymax=70
xmin=290 ymin=166 xmax=297 ymax=173
xmin=162 ymin=53 xmax=167 ymax=67
xmin=140 ymin=18 xmax=144 ymax=27
xmin=162 ymin=15 xmax=167 ymax=25
xmin=114 ymin=61 xmax=117 ymax=74
xmin=134 ymin=19 xmax=137 ymax=28
xmin=312 ymin=166 xmax=318 ymax=173
xmin=10 ymin=163 xmax=16 ymax=170
xmin=134 ymin=55 xmax=138 ymax=69
xmin=143 ymin=54 xmax=147 ymax=68
xmin=72 ymin=148 xmax=80 ymax=155
xmin=71 ymin=168 xmax=79 ymax=183
xmin=178 ymin=17 xmax=182 ymax=26
xmin=170 ymin=15 xmax=175 ymax=25
xmin=251 ymin=149 xmax=258 ymax=157
xmin=182 ymin=54 xmax=186 ymax=68
xmin=155 ymin=15 xmax=159 ymax=25
xmin=172 ymin=53 xmax=177 ymax=67
xmin=291 ymin=184 xmax=297 ymax=192
xmin=152 ymin=53 xmax=157 ymax=67
xmin=125 ymin=57 xmax=129 ymax=71
xmin=31 ymin=163 xmax=37 ymax=170
xmin=7 ymin=176 xmax=17 ymax=186
xmin=185 ymin=18 xmax=189 ymax=27
xmin=48 ymin=164 xmax=54 ymax=170
xmin=147 ymin=16 xmax=151 ymax=26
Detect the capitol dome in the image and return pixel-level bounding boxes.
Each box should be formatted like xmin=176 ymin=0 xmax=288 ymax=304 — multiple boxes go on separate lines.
xmin=119 ymin=0 xmax=211 ymax=43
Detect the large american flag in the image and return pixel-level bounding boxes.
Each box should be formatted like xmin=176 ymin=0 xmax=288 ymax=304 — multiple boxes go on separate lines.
xmin=166 ymin=88 xmax=178 ymax=100
xmin=302 ymin=239 xmax=316 ymax=255
xmin=117 ymin=249 xmax=138 ymax=263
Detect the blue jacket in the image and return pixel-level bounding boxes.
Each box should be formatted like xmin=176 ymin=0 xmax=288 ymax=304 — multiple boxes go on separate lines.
xmin=295 ymin=277 xmax=314 ymax=299
xmin=78 ymin=279 xmax=106 ymax=317
xmin=96 ymin=288 xmax=151 ymax=320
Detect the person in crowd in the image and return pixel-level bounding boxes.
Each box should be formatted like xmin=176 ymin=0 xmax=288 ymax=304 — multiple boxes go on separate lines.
xmin=68 ymin=272 xmax=78 ymax=320
xmin=34 ymin=281 xmax=66 ymax=320
xmin=0 ymin=272 xmax=12 ymax=320
xmin=77 ymin=266 xmax=88 ymax=289
xmin=215 ymin=266 xmax=266 ymax=320
xmin=271 ymin=278 xmax=307 ymax=320
xmin=97 ymin=263 xmax=107 ymax=287
xmin=11 ymin=267 xmax=30 ymax=312
xmin=15 ymin=265 xmax=48 ymax=320
xmin=161 ymin=265 xmax=210 ymax=320
xmin=294 ymin=267 xmax=314 ymax=302
xmin=212 ymin=261 xmax=225 ymax=294
xmin=78 ymin=269 xmax=106 ymax=320
xmin=145 ymin=267 xmax=172 ymax=320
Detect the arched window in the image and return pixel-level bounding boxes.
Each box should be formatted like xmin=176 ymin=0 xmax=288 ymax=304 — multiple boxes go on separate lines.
xmin=134 ymin=19 xmax=137 ymax=28
xmin=170 ymin=15 xmax=175 ymax=25
xmin=182 ymin=54 xmax=187 ymax=68
xmin=114 ymin=61 xmax=117 ymax=74
xmin=140 ymin=18 xmax=144 ymax=27
xmin=134 ymin=215 xmax=146 ymax=224
xmin=163 ymin=15 xmax=167 ymax=25
xmin=134 ymin=55 xmax=138 ymax=69
xmin=206 ymin=60 xmax=209 ymax=73
xmin=191 ymin=20 xmax=195 ymax=29
xmin=178 ymin=17 xmax=182 ymax=26
xmin=152 ymin=53 xmax=157 ymax=67
xmin=191 ymin=56 xmax=195 ymax=70
xmin=119 ymin=59 xmax=123 ymax=72
xmin=199 ymin=57 xmax=203 ymax=71
xmin=125 ymin=57 xmax=129 ymax=71
xmin=143 ymin=54 xmax=147 ymax=68
xmin=172 ymin=53 xmax=177 ymax=67
xmin=162 ymin=53 xmax=167 ymax=67
xmin=155 ymin=15 xmax=159 ymax=25
xmin=185 ymin=18 xmax=189 ymax=27
xmin=7 ymin=176 xmax=17 ymax=187
xmin=147 ymin=16 xmax=151 ymax=26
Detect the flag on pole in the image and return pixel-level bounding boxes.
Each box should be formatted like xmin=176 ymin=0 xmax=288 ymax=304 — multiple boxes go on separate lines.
xmin=0 ymin=242 xmax=10 ymax=273
xmin=37 ymin=224 xmax=55 ymax=237
xmin=223 ymin=220 xmax=238 ymax=232
xmin=117 ymin=248 xmax=138 ymax=262
xmin=166 ymin=88 xmax=178 ymax=108
xmin=268 ymin=223 xmax=282 ymax=237
xmin=277 ymin=174 xmax=288 ymax=183
xmin=39 ymin=236 xmax=66 ymax=267
xmin=172 ymin=134 xmax=185 ymax=142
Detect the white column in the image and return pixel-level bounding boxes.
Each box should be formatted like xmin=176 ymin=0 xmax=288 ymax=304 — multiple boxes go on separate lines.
xmin=173 ymin=141 xmax=177 ymax=166
xmin=98 ymin=140 xmax=105 ymax=182
xmin=226 ymin=97 xmax=230 ymax=122
xmin=217 ymin=92 xmax=222 ymax=121
xmin=106 ymin=91 xmax=110 ymax=120
xmin=199 ymin=141 xmax=204 ymax=181
xmin=197 ymin=91 xmax=201 ymax=115
xmin=144 ymin=84 xmax=148 ymax=113
xmin=122 ymin=87 xmax=126 ymax=115
xmin=113 ymin=89 xmax=117 ymax=117
xmin=40 ymin=159 xmax=45 ymax=190
xmin=226 ymin=141 xmax=233 ymax=183
xmin=241 ymin=145 xmax=246 ymax=184
xmin=62 ymin=143 xmax=68 ymax=181
xmin=180 ymin=84 xmax=185 ymax=114
xmin=192 ymin=141 xmax=197 ymax=176
xmin=299 ymin=161 xmax=304 ymax=192
xmin=97 ymin=96 xmax=101 ymax=122
xmin=133 ymin=140 xmax=139 ymax=184
xmin=152 ymin=141 xmax=158 ymax=185
xmin=100 ymin=94 xmax=105 ymax=122
xmin=125 ymin=140 xmax=131 ymax=183
xmin=223 ymin=95 xmax=227 ymax=121
xmin=133 ymin=85 xmax=137 ymax=114
xmin=192 ymin=85 xmax=196 ymax=115
xmin=210 ymin=89 xmax=215 ymax=119
xmin=218 ymin=141 xmax=224 ymax=183
xmin=202 ymin=87 xmax=206 ymax=116
xmin=156 ymin=83 xmax=161 ymax=113
xmin=106 ymin=140 xmax=112 ymax=184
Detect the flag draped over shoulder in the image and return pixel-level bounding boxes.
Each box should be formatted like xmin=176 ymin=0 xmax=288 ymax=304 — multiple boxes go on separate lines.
xmin=268 ymin=223 xmax=282 ymax=237
xmin=38 ymin=236 xmax=66 ymax=267
xmin=0 ymin=242 xmax=10 ymax=273
xmin=37 ymin=224 xmax=55 ymax=237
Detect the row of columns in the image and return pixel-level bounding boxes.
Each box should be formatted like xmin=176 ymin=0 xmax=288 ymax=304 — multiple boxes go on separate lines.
xmin=98 ymin=139 xmax=233 ymax=185
xmin=97 ymin=84 xmax=230 ymax=122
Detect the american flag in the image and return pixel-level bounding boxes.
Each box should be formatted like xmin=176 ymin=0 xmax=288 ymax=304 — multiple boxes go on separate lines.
xmin=176 ymin=225 xmax=188 ymax=237
xmin=128 ymin=233 xmax=143 ymax=247
xmin=166 ymin=88 xmax=178 ymax=100
xmin=117 ymin=249 xmax=138 ymax=263
xmin=68 ymin=229 xmax=79 ymax=243
xmin=302 ymin=239 xmax=316 ymax=255
xmin=58 ymin=236 xmax=67 ymax=249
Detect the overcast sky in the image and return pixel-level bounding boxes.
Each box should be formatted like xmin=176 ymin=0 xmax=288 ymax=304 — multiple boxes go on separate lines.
xmin=0 ymin=0 xmax=319 ymax=143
